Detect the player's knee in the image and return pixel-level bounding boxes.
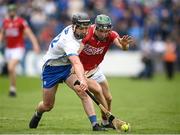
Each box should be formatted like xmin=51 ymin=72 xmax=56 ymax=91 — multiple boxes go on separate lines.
xmin=44 ymin=103 xmax=54 ymax=111
xmin=106 ymin=95 xmax=112 ymax=103
xmin=90 ymin=84 xmax=102 ymax=95
xmin=8 ymin=66 xmax=14 ymax=73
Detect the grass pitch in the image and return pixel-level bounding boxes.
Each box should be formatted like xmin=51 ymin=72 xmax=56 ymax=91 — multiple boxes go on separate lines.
xmin=0 ymin=73 xmax=180 ymax=134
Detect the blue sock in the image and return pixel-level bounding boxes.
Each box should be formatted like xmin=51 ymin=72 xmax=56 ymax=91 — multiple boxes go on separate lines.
xmin=89 ymin=115 xmax=97 ymax=126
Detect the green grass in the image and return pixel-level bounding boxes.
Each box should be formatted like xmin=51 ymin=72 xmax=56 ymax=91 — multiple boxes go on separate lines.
xmin=0 ymin=73 xmax=180 ymax=134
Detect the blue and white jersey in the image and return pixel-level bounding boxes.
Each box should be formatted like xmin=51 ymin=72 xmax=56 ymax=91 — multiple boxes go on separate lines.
xmin=43 ymin=25 xmax=82 ymax=66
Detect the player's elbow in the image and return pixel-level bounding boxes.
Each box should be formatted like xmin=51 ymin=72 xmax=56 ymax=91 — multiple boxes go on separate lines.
xmin=69 ymin=55 xmax=81 ymax=66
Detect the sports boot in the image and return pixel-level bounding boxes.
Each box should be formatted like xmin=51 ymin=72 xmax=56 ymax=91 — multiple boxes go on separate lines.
xmin=93 ymin=123 xmax=107 ymax=131
xmin=9 ymin=91 xmax=16 ymax=97
xmin=101 ymin=122 xmax=115 ymax=129
xmin=29 ymin=113 xmax=42 ymax=128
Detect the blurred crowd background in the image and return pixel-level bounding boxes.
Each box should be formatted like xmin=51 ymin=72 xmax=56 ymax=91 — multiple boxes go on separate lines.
xmin=0 ymin=0 xmax=180 ymax=78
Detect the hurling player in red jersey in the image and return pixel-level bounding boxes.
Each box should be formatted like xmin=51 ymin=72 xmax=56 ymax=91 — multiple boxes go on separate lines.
xmin=0 ymin=4 xmax=40 ymax=97
xmin=80 ymin=14 xmax=133 ymax=128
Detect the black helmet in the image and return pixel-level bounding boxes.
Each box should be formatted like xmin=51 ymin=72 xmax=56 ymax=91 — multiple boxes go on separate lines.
xmin=72 ymin=12 xmax=91 ymax=27
xmin=95 ymin=14 xmax=112 ymax=30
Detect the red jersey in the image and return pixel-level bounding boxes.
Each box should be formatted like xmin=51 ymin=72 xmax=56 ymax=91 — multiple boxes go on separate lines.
xmin=80 ymin=25 xmax=119 ymax=71
xmin=2 ymin=16 xmax=29 ymax=48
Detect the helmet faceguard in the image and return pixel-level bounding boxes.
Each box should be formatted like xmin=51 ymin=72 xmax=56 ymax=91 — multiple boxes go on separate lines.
xmin=95 ymin=14 xmax=112 ymax=31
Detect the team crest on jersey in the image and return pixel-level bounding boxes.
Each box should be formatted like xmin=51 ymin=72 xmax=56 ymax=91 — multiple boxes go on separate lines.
xmin=83 ymin=44 xmax=105 ymax=55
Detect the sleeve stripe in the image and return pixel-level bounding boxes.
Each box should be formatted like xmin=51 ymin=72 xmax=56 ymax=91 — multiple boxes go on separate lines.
xmin=67 ymin=53 xmax=78 ymax=57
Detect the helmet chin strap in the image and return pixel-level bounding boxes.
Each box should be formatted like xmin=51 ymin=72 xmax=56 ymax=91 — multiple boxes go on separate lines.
xmin=72 ymin=25 xmax=76 ymax=32
xmin=73 ymin=25 xmax=86 ymax=39
xmin=74 ymin=32 xmax=85 ymax=40
xmin=73 ymin=25 xmax=79 ymax=39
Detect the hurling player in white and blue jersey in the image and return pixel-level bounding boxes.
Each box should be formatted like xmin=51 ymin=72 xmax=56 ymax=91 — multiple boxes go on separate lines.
xmin=29 ymin=13 xmax=106 ymax=131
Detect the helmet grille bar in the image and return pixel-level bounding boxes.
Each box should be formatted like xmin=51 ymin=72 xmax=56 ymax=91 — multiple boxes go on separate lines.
xmin=72 ymin=12 xmax=91 ymax=26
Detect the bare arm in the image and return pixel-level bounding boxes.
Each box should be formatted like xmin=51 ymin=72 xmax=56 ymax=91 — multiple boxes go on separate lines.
xmin=68 ymin=55 xmax=87 ymax=91
xmin=0 ymin=28 xmax=4 ymax=44
xmin=24 ymin=27 xmax=40 ymax=53
xmin=113 ymin=35 xmax=133 ymax=51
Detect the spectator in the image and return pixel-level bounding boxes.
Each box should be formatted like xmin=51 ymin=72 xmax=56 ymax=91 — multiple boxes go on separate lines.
xmin=136 ymin=34 xmax=154 ymax=79
xmin=163 ymin=38 xmax=177 ymax=79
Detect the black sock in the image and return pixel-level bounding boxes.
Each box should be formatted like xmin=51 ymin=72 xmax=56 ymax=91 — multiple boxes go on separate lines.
xmin=35 ymin=111 xmax=43 ymax=117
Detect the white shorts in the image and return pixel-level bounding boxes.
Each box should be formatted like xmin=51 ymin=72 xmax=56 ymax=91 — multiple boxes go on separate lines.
xmin=88 ymin=67 xmax=106 ymax=83
xmin=5 ymin=48 xmax=25 ymax=62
